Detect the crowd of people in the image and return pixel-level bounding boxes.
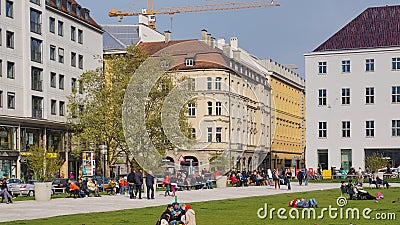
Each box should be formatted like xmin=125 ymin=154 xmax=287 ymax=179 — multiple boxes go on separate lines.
xmin=157 ymin=202 xmax=196 ymax=225
xmin=162 ymin=169 xmax=214 ymax=197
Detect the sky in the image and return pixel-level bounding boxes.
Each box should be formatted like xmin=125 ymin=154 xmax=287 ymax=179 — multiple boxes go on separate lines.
xmin=78 ymin=0 xmax=400 ymax=77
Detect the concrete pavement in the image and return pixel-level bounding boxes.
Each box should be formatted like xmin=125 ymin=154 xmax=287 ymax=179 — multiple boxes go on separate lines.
xmin=0 ymin=182 xmax=398 ymax=222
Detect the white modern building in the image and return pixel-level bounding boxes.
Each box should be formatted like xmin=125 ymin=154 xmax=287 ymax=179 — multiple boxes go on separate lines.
xmin=305 ymin=5 xmax=400 ymax=171
xmin=0 ymin=0 xmax=102 ymax=179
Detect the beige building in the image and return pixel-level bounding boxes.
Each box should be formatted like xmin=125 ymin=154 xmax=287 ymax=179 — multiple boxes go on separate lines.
xmin=140 ymin=31 xmax=271 ymax=173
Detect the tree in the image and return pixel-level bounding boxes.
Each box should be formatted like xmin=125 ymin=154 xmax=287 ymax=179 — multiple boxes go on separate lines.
xmin=25 ymin=145 xmax=62 ymax=181
xmin=365 ymin=152 xmax=389 ymax=173
xmin=67 ymin=45 xmax=191 ymax=170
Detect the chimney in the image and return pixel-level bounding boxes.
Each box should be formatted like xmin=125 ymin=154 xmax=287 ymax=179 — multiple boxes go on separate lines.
xmin=201 ymin=29 xmax=207 ymax=41
xmin=230 ymin=37 xmax=238 ymax=49
xmin=233 ymin=50 xmax=241 ymax=61
xmin=211 ymin=37 xmax=215 ymax=48
xmin=217 ymin=38 xmax=225 ymax=49
xmin=164 ymin=30 xmax=171 ymax=43
xmin=207 ymin=33 xmax=212 ymax=46
xmin=223 ymin=45 xmax=231 ymax=57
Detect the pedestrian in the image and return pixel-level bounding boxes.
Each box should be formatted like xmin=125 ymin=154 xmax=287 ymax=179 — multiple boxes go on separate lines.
xmin=297 ymin=170 xmax=304 ymax=186
xmin=185 ymin=204 xmax=196 ymax=225
xmin=127 ymin=168 xmax=136 ymax=199
xmin=119 ymin=176 xmax=125 ymax=195
xmin=285 ymin=169 xmax=292 ymax=190
xmin=273 ymin=169 xmax=280 ymax=190
xmin=69 ymin=172 xmax=74 ymax=179
xmin=163 ymin=172 xmax=171 ymax=197
xmin=304 ymin=170 xmax=309 ymax=186
xmin=134 ymin=169 xmax=143 ymax=199
xmin=146 ymin=170 xmax=155 ymax=199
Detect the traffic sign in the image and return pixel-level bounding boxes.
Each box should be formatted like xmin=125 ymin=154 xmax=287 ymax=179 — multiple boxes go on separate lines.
xmin=178 ymin=154 xmax=185 ymax=162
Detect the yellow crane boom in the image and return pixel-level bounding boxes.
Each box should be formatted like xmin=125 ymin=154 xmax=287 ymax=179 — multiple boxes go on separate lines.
xmin=109 ymin=0 xmax=280 ymax=29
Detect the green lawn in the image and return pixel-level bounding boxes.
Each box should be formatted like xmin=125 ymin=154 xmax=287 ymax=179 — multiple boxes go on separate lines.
xmin=3 ymin=188 xmax=400 ymax=225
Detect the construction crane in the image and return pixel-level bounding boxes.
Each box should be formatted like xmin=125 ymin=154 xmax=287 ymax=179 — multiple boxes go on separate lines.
xmin=109 ymin=0 xmax=280 ymax=29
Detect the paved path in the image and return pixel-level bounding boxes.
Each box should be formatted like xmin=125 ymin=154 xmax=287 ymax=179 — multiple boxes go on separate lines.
xmin=1 ymin=183 xmax=398 ymax=222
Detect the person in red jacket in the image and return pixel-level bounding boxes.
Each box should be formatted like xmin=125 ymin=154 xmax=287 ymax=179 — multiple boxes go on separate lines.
xmin=162 ymin=173 xmax=171 ymax=197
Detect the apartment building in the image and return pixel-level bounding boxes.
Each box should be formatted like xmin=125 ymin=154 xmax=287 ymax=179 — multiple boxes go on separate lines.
xmin=305 ymin=5 xmax=400 ymax=170
xmin=0 ymin=0 xmax=102 ymax=179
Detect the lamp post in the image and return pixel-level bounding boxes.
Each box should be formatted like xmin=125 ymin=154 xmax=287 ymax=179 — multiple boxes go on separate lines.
xmin=101 ymin=144 xmax=107 ymax=192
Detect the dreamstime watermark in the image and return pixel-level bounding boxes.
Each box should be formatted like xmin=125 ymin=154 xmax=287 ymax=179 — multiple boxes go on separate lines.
xmin=257 ymin=197 xmax=396 ymax=221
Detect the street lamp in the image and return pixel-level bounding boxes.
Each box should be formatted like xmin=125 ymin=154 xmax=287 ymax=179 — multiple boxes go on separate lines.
xmin=101 ymin=144 xmax=107 ymax=192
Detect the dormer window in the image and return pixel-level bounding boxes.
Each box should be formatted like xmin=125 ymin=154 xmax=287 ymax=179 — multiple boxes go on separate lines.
xmin=84 ymin=11 xmax=89 ymax=21
xmin=67 ymin=0 xmax=72 ymax=13
xmin=76 ymin=7 xmax=81 ymax=18
xmin=185 ymin=58 xmax=194 ymax=66
xmin=56 ymin=0 xmax=61 ymax=9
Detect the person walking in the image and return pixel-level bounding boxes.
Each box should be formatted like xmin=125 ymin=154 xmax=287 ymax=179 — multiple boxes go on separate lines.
xmin=127 ymin=168 xmax=136 ymax=199
xmin=163 ymin=172 xmax=171 ymax=197
xmin=146 ymin=170 xmax=155 ymax=199
xmin=273 ymin=169 xmax=280 ymax=190
xmin=134 ymin=169 xmax=143 ymax=199
xmin=285 ymin=169 xmax=292 ymax=190
xmin=119 ymin=177 xmax=125 ymax=195
xmin=297 ymin=170 xmax=304 ymax=186
xmin=304 ymin=170 xmax=309 ymax=186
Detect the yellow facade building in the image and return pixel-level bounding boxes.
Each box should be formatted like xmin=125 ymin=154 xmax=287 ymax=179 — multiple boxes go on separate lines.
xmin=259 ymin=60 xmax=306 ymax=169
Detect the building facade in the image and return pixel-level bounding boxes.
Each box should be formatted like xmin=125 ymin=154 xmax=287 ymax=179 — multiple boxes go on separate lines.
xmin=0 ymin=0 xmax=102 ymax=179
xmin=258 ymin=60 xmax=305 ymax=170
xmin=139 ymin=32 xmax=271 ymax=173
xmin=305 ymin=5 xmax=400 ymax=170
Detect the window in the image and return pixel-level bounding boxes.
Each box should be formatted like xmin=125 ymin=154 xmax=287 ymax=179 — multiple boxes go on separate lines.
xmin=59 ymin=101 xmax=65 ymax=116
xmin=32 ymin=96 xmax=43 ymax=118
xmin=51 ymin=100 xmax=56 ymax=115
xmin=207 ymin=77 xmax=212 ymax=90
xmin=365 ymin=59 xmax=374 ymax=72
xmin=58 ymin=48 xmax=64 ymax=63
xmin=365 ymin=87 xmax=374 ymax=104
xmin=70 ymin=26 xmax=76 ymax=41
xmin=342 ymin=60 xmax=350 ymax=73
xmin=207 ymin=127 xmax=212 ymax=142
xmin=71 ymin=52 xmax=76 ymax=67
xmin=318 ymin=61 xmax=327 ymax=74
xmin=318 ymin=121 xmax=327 ymax=138
xmin=318 ymin=89 xmax=327 ymax=106
xmin=31 ymin=38 xmax=42 ymax=63
xmin=0 ymin=60 xmax=2 ymax=77
xmin=0 ymin=91 xmax=2 ymax=108
xmin=31 ymin=67 xmax=43 ymax=91
xmin=185 ymin=58 xmax=194 ymax=66
xmin=7 ymin=61 xmax=14 ymax=79
xmin=188 ymin=78 xmax=195 ymax=91
xmin=392 ymin=58 xmax=400 ymax=70
xmin=55 ymin=0 xmax=61 ymax=8
xmin=59 ymin=74 xmax=64 ymax=90
xmin=216 ymin=127 xmax=222 ymax=142
xmin=30 ymin=0 xmax=41 ymax=5
xmin=392 ymin=120 xmax=400 ymax=136
xmin=58 ymin=21 xmax=63 ymax=36
xmin=78 ymin=29 xmax=83 ymax=44
xmin=6 ymin=1 xmax=13 ymax=18
xmin=30 ymin=9 xmax=42 ymax=34
xmin=366 ymin=121 xmax=374 ymax=137
xmin=342 ymin=121 xmax=350 ymax=138
xmin=0 ymin=29 xmax=2 ymax=46
xmin=66 ymin=0 xmax=72 ymax=13
xmin=187 ymin=103 xmax=195 ymax=116
xmin=392 ymin=86 xmax=400 ymax=103
xmin=341 ymin=88 xmax=350 ymax=105
xmin=6 ymin=31 xmax=14 ymax=49
xmin=191 ymin=128 xmax=196 ymax=139
xmin=215 ymin=77 xmax=221 ymax=90
xmin=50 ymin=72 xmax=56 ymax=88
xmin=71 ymin=78 xmax=77 ymax=92
xmin=7 ymin=92 xmax=15 ymax=109
xmin=207 ymin=102 xmax=212 ymax=115
xmin=50 ymin=45 xmax=55 ymax=60
xmin=78 ymin=54 xmax=83 ymax=69
xmin=216 ymin=102 xmax=222 ymax=115
xmin=49 ymin=17 xmax=55 ymax=33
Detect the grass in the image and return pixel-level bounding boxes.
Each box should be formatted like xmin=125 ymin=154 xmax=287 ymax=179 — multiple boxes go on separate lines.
xmin=3 ymin=187 xmax=399 ymax=225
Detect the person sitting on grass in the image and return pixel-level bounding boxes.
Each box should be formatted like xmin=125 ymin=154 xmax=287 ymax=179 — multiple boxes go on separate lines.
xmin=185 ymin=204 xmax=196 ymax=225
xmin=157 ymin=204 xmax=173 ymax=225
xmin=170 ymin=202 xmax=183 ymax=224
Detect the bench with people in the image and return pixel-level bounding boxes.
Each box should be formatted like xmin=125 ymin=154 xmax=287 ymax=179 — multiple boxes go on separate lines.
xmin=368 ymin=175 xmax=390 ymax=189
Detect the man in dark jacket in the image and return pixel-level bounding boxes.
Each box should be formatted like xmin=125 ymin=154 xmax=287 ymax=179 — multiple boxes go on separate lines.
xmin=134 ymin=169 xmax=143 ymax=199
xmin=127 ymin=168 xmax=136 ymax=199
xmin=146 ymin=170 xmax=155 ymax=199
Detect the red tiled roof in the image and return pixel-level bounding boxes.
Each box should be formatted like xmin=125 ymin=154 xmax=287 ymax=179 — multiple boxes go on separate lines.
xmin=139 ymin=40 xmax=230 ymax=70
xmin=314 ymin=5 xmax=400 ymax=52
xmin=47 ymin=0 xmax=102 ymax=30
